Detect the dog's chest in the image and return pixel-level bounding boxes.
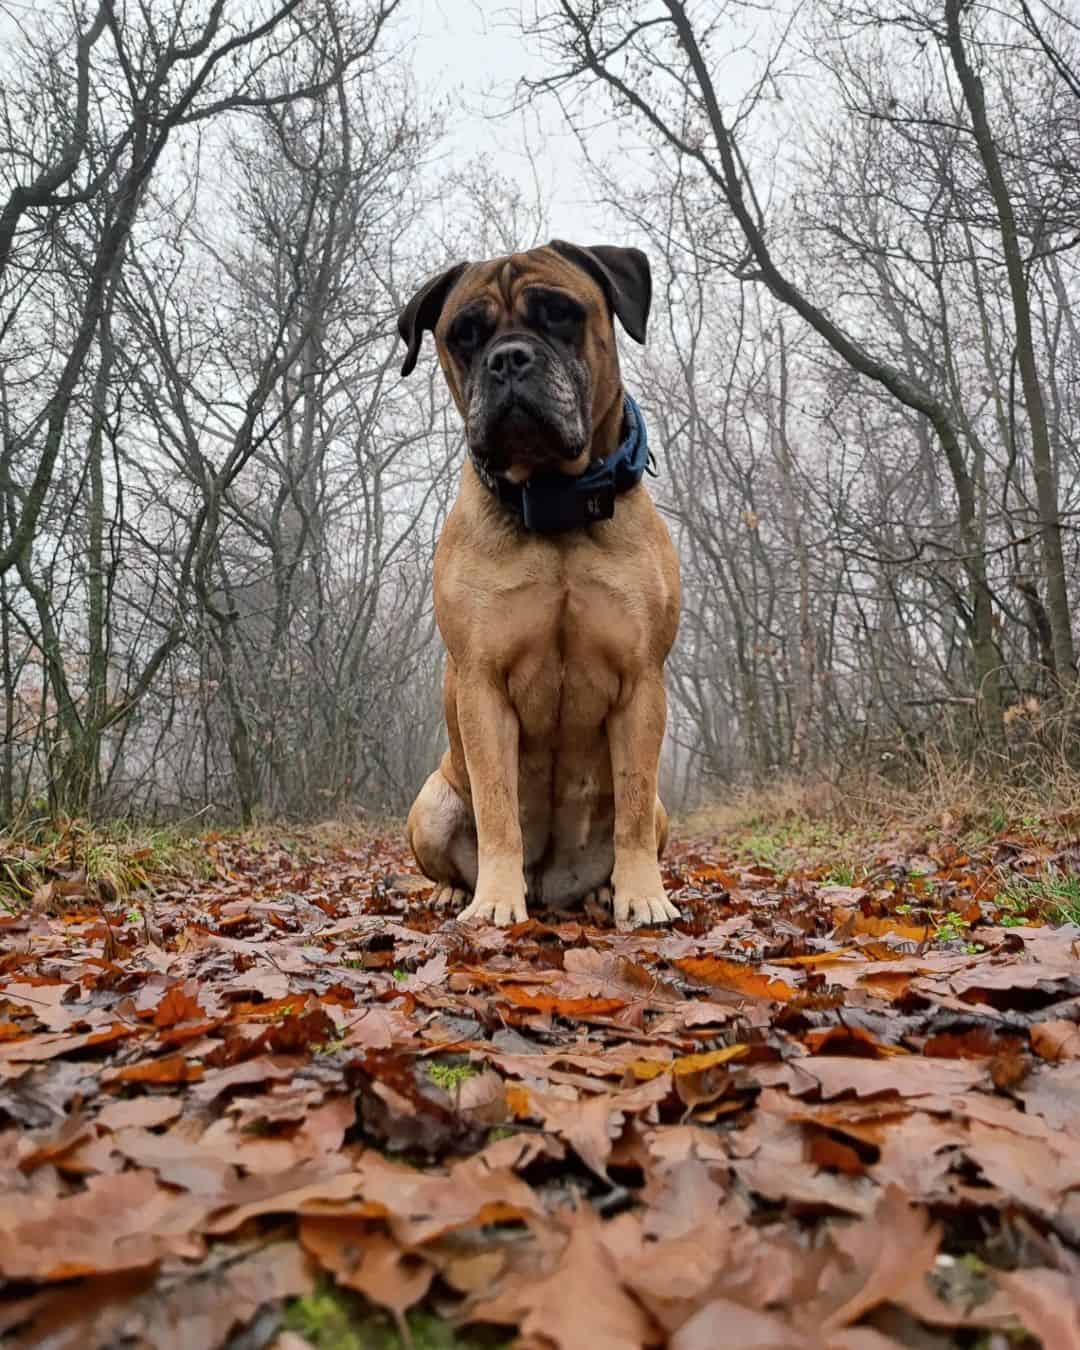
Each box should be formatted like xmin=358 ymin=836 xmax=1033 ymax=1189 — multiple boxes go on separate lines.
xmin=505 ymin=561 xmax=646 ymax=743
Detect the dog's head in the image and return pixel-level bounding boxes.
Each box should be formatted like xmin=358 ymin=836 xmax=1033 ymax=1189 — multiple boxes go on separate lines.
xmin=398 ymin=241 xmax=651 ymax=482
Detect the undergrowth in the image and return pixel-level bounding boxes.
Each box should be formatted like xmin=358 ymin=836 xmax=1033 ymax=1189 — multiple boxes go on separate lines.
xmin=0 ymin=817 xmax=213 ymax=910
xmin=0 ymin=815 xmax=394 ymax=912
xmin=682 ymin=761 xmax=1080 ymax=858
xmin=284 ymin=1284 xmax=509 ymax=1350
xmin=995 ymin=868 xmax=1080 ymax=926
xmin=681 ymin=765 xmax=1080 ymax=942
xmin=426 ymin=1060 xmax=480 ymax=1092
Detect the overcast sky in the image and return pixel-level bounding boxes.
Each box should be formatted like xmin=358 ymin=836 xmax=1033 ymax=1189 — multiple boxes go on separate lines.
xmin=0 ymin=0 xmax=765 ymax=252
xmin=408 ymin=0 xmax=627 ymax=244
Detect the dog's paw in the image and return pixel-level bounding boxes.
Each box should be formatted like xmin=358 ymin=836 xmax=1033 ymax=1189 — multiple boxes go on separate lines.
xmin=612 ymin=868 xmax=680 ymax=928
xmin=614 ymin=892 xmax=680 ymax=928
xmin=583 ymin=883 xmax=613 ymax=911
xmin=456 ymin=889 xmax=528 ymax=927
xmin=431 ymin=883 xmax=470 ymax=911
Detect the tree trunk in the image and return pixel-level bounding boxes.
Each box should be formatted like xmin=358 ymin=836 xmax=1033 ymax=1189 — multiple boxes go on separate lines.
xmin=944 ymin=0 xmax=1076 ymax=686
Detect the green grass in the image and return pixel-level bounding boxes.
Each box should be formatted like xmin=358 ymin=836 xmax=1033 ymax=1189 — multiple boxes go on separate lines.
xmin=995 ymin=868 xmax=1080 ymax=926
xmin=986 ymin=805 xmax=1010 ymax=834
xmin=820 ymin=861 xmax=860 ymax=886
xmin=426 ymin=1060 xmax=479 ymax=1092
xmin=736 ymin=819 xmax=864 ymax=875
xmin=283 ymin=1285 xmax=509 ymax=1349
xmin=0 ymin=818 xmax=214 ymax=910
xmin=0 ymin=851 xmax=41 ymax=908
xmin=932 ymin=912 xmax=976 ymax=947
xmin=894 ymin=901 xmax=982 ymax=950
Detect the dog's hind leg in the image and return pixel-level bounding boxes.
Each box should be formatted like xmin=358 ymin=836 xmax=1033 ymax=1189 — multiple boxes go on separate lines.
xmin=407 ymin=762 xmax=478 ymax=906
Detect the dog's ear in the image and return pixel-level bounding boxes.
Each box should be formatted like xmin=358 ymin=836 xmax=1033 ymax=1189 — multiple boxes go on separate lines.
xmin=549 ymin=240 xmax=651 ymax=344
xmin=397 ymin=261 xmax=469 ymax=376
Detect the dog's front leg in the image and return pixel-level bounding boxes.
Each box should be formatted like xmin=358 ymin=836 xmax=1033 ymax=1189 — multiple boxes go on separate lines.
xmin=454 ymin=674 xmax=528 ymax=926
xmin=607 ymin=675 xmax=680 ymax=928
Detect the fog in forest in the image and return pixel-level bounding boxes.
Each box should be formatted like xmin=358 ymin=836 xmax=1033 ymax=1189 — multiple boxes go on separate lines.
xmin=2 ymin=0 xmax=1078 ymax=824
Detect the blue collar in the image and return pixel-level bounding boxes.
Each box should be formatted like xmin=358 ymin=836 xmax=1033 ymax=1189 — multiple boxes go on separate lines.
xmin=470 ymin=393 xmax=654 ymax=533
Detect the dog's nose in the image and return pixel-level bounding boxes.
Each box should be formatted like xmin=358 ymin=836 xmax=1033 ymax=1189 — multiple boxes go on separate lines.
xmin=486 ymin=340 xmax=535 ymax=383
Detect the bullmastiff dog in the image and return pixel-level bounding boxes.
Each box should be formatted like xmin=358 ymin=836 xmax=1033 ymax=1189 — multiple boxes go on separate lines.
xmin=398 ymin=240 xmax=680 ymax=928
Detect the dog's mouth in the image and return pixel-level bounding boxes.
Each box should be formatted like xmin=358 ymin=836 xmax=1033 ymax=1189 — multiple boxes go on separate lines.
xmin=468 ymin=385 xmax=589 ymax=480
xmin=483 ymin=397 xmax=584 ymax=467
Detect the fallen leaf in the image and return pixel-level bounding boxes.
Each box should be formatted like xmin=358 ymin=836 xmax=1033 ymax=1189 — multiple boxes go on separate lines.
xmin=96 ymin=1097 xmax=183 ymax=1131
xmin=819 ymin=1186 xmax=941 ymax=1329
xmin=103 ymin=1054 xmax=204 ymax=1085
xmin=300 ymin=1219 xmax=433 ymax=1317
xmin=673 ymin=957 xmax=795 ymax=1001
xmin=1030 ymin=1019 xmax=1080 ymax=1061
xmin=997 ymin=1267 xmax=1080 ymax=1349
xmin=468 ymin=1203 xmax=658 ymax=1349
xmin=0 ymin=1170 xmax=206 ymax=1279
xmin=153 ymin=985 xmax=206 ymax=1028
xmin=1 ymin=819 xmax=1075 ymax=1346
xmin=629 ymin=1044 xmax=748 ymax=1080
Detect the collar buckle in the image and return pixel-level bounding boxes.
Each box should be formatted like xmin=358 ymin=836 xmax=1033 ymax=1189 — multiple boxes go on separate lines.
xmin=521 ymin=468 xmax=616 ymax=532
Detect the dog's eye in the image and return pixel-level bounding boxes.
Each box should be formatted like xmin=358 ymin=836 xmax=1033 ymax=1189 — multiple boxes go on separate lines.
xmin=451 ymin=313 xmax=487 ymax=352
xmin=536 ymin=294 xmax=579 ymax=328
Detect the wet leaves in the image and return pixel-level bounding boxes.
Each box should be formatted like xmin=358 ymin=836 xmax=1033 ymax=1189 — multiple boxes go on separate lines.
xmin=0 ymin=826 xmax=1078 ymax=1345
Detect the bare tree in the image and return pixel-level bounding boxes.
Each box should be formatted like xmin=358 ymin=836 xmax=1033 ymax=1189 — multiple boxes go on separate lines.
xmin=525 ymin=0 xmax=1080 ymax=772
xmin=944 ymin=0 xmax=1075 ymax=683
xmin=0 ymin=0 xmax=402 ymax=818
xmin=2 ymin=0 xmax=1078 ymax=823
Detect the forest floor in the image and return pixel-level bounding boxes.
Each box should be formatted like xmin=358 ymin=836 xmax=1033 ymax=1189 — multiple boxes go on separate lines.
xmin=1 ymin=796 xmax=1079 ymax=1349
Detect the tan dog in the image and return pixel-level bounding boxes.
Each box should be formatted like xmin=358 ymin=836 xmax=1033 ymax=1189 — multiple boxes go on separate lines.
xmin=398 ymin=241 xmax=680 ymax=928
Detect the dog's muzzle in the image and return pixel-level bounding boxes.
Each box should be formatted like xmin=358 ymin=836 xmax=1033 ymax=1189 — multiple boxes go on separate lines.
xmin=471 ymin=337 xmax=584 ymax=468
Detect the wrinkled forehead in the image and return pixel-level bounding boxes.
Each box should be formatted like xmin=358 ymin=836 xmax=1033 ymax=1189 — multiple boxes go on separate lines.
xmin=435 ymin=247 xmax=607 ymax=336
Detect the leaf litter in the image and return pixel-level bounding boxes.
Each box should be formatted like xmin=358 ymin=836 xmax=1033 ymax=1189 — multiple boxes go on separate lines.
xmin=0 ymin=827 xmax=1079 ymax=1347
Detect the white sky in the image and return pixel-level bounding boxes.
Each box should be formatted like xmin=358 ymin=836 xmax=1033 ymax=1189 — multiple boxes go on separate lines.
xmin=407 ymin=0 xmax=630 ymax=243
xmin=0 ymin=0 xmax=769 ymax=252
xmin=0 ymin=0 xmax=621 ymax=237
xmin=405 ymin=0 xmax=784 ymax=257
